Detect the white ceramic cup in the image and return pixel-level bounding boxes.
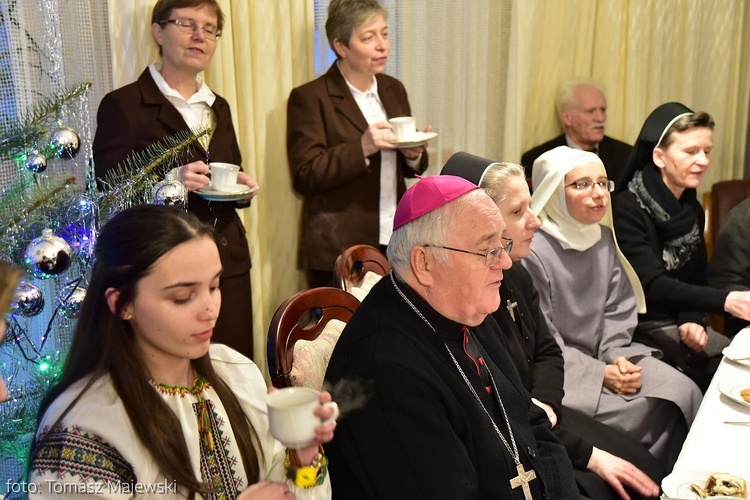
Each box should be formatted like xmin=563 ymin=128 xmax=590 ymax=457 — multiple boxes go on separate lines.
xmin=266 ymin=387 xmax=339 ymax=448
xmin=208 ymin=162 xmax=240 ymax=192
xmin=390 ymin=116 xmax=417 ymax=142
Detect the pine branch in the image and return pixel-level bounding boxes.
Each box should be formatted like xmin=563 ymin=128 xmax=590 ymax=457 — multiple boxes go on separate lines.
xmin=0 ymin=174 xmax=78 ymax=262
xmin=98 ymin=127 xmax=209 ymax=213
xmin=0 ymin=82 xmax=91 ymax=161
xmin=8 ymin=176 xmax=76 ymax=227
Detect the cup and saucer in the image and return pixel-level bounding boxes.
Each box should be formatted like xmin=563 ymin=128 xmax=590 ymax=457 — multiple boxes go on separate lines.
xmin=387 ymin=116 xmax=438 ymax=148
xmin=196 ymin=162 xmax=259 ymax=201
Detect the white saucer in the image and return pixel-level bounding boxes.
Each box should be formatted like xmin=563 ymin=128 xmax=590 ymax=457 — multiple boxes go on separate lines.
xmin=387 ymin=131 xmax=438 ymax=148
xmin=196 ymin=184 xmax=258 ymax=202
xmin=722 ymin=345 xmax=750 ymax=367
xmin=718 ymin=381 xmax=750 ymax=407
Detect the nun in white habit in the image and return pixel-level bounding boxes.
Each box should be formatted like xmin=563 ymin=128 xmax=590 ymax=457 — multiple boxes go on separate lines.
xmin=521 ymin=145 xmax=702 ymax=471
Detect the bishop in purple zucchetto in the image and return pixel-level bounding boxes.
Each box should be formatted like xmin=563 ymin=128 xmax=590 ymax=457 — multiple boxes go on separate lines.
xmin=393 ymin=175 xmax=479 ymax=230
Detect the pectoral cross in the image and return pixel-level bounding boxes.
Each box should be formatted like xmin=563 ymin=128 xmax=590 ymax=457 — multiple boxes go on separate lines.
xmin=509 ymin=463 xmax=536 ymax=500
xmin=506 ymin=299 xmax=518 ymax=321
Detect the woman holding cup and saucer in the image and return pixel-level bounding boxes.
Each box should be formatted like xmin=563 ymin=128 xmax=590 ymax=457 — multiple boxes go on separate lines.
xmin=287 ymin=0 xmax=432 ymax=288
xmin=93 ymin=0 xmax=257 ymax=360
xmin=29 ymin=206 xmax=337 ymax=499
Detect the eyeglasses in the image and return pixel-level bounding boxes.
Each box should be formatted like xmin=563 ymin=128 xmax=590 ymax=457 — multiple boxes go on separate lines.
xmin=425 ymin=237 xmax=513 ymax=267
xmin=564 ymin=179 xmax=615 ymax=193
xmin=160 ymin=18 xmax=222 ymax=40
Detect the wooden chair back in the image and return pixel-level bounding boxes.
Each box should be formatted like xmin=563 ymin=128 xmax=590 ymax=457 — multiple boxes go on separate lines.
xmin=267 ymin=287 xmax=360 ymax=388
xmin=703 ymin=179 xmax=750 ymax=257
xmin=334 ymin=244 xmax=391 ymax=292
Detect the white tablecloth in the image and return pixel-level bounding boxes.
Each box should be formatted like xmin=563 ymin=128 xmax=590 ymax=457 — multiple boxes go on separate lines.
xmin=661 ymin=328 xmax=750 ymax=497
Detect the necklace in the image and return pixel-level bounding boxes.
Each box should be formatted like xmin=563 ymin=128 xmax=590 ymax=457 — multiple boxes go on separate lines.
xmin=390 ymin=274 xmax=537 ymax=499
xmin=152 ymin=375 xmax=215 ymax=452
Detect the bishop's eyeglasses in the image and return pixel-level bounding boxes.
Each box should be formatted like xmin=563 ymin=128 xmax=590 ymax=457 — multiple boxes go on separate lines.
xmin=425 ymin=237 xmax=513 ymax=267
xmin=160 ymin=18 xmax=222 ymax=40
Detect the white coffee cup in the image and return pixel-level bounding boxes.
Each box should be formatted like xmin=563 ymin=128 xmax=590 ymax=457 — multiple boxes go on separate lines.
xmin=390 ymin=116 xmax=417 ymax=142
xmin=208 ymin=162 xmax=240 ymax=192
xmin=266 ymin=387 xmax=339 ymax=448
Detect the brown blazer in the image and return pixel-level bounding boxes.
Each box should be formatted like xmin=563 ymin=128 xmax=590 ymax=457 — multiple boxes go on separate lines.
xmin=287 ymin=63 xmax=428 ymax=271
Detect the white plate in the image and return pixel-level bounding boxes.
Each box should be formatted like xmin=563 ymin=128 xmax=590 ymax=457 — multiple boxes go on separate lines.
xmin=196 ymin=184 xmax=258 ymax=202
xmin=723 ymin=346 xmax=750 ymax=367
xmin=387 ymin=131 xmax=438 ymax=148
xmin=662 ymin=473 xmax=748 ymax=498
xmin=718 ymin=382 xmax=750 ymax=407
xmin=662 ymin=474 xmax=704 ymax=498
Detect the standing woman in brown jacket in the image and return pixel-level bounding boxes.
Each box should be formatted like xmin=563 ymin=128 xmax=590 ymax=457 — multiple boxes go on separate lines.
xmin=287 ymin=0 xmax=429 ymax=287
xmin=93 ymin=0 xmax=258 ymax=359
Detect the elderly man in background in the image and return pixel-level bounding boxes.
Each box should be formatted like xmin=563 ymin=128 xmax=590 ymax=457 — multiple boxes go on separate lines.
xmin=522 ymin=78 xmax=632 ymax=184
xmin=324 ymin=175 xmax=578 ymax=499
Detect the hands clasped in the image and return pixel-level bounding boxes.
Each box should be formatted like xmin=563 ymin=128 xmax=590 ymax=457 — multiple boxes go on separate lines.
xmin=603 ymin=357 xmax=642 ymax=394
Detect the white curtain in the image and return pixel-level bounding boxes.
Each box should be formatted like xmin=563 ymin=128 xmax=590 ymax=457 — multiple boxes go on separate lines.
xmin=396 ymin=0 xmax=750 ymax=187
xmin=101 ymin=0 xmax=750 ymax=377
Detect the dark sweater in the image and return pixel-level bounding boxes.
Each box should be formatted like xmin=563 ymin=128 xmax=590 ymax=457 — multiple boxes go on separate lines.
xmin=708 ymin=198 xmax=750 ymax=335
xmin=612 ymin=189 xmax=727 ymax=326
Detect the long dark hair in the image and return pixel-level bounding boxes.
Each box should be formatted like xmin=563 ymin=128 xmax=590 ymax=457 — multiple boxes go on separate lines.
xmin=0 ymin=262 xmax=22 ymax=327
xmin=31 ymin=205 xmax=261 ymax=496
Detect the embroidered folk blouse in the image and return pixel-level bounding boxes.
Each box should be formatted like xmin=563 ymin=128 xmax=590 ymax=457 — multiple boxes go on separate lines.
xmin=29 ymin=344 xmax=331 ymax=499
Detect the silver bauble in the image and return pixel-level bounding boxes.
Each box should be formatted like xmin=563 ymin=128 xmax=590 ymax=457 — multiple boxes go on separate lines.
xmin=12 ymin=281 xmax=45 ymax=317
xmin=25 ymin=152 xmax=48 ymax=173
xmin=152 ymin=179 xmax=187 ymax=207
xmin=59 ymin=285 xmax=87 ymax=319
xmin=60 ymin=196 xmax=96 ymax=260
xmin=49 ymin=126 xmax=81 ymax=159
xmin=23 ymin=228 xmax=72 ymax=278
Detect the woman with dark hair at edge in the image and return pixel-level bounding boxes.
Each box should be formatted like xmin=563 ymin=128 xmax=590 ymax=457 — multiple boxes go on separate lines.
xmin=28 ymin=206 xmax=336 ymax=499
xmin=0 ymin=262 xmax=23 ymax=403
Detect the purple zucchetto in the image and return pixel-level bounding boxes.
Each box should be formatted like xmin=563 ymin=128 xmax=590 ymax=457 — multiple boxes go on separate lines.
xmin=393 ymin=175 xmax=479 ymax=230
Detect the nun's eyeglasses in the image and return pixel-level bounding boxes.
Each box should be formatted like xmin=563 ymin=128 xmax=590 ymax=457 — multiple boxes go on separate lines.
xmin=565 ymin=179 xmax=615 ymax=192
xmin=425 ymin=237 xmax=514 ymax=267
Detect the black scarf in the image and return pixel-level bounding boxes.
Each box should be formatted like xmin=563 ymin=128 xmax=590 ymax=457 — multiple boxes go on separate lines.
xmin=627 ymin=164 xmax=700 ymax=270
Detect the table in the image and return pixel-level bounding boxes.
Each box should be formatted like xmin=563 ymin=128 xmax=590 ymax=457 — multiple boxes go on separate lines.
xmin=661 ymin=328 xmax=750 ymax=497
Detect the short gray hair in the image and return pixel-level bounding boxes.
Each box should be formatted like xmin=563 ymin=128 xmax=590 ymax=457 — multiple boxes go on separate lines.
xmin=658 ymin=111 xmax=715 ymax=150
xmin=555 ymin=77 xmax=605 ymax=118
xmin=326 ymin=0 xmax=387 ymax=57
xmin=387 ymin=190 xmax=487 ymax=274
xmin=479 ymin=162 xmax=526 ymax=205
